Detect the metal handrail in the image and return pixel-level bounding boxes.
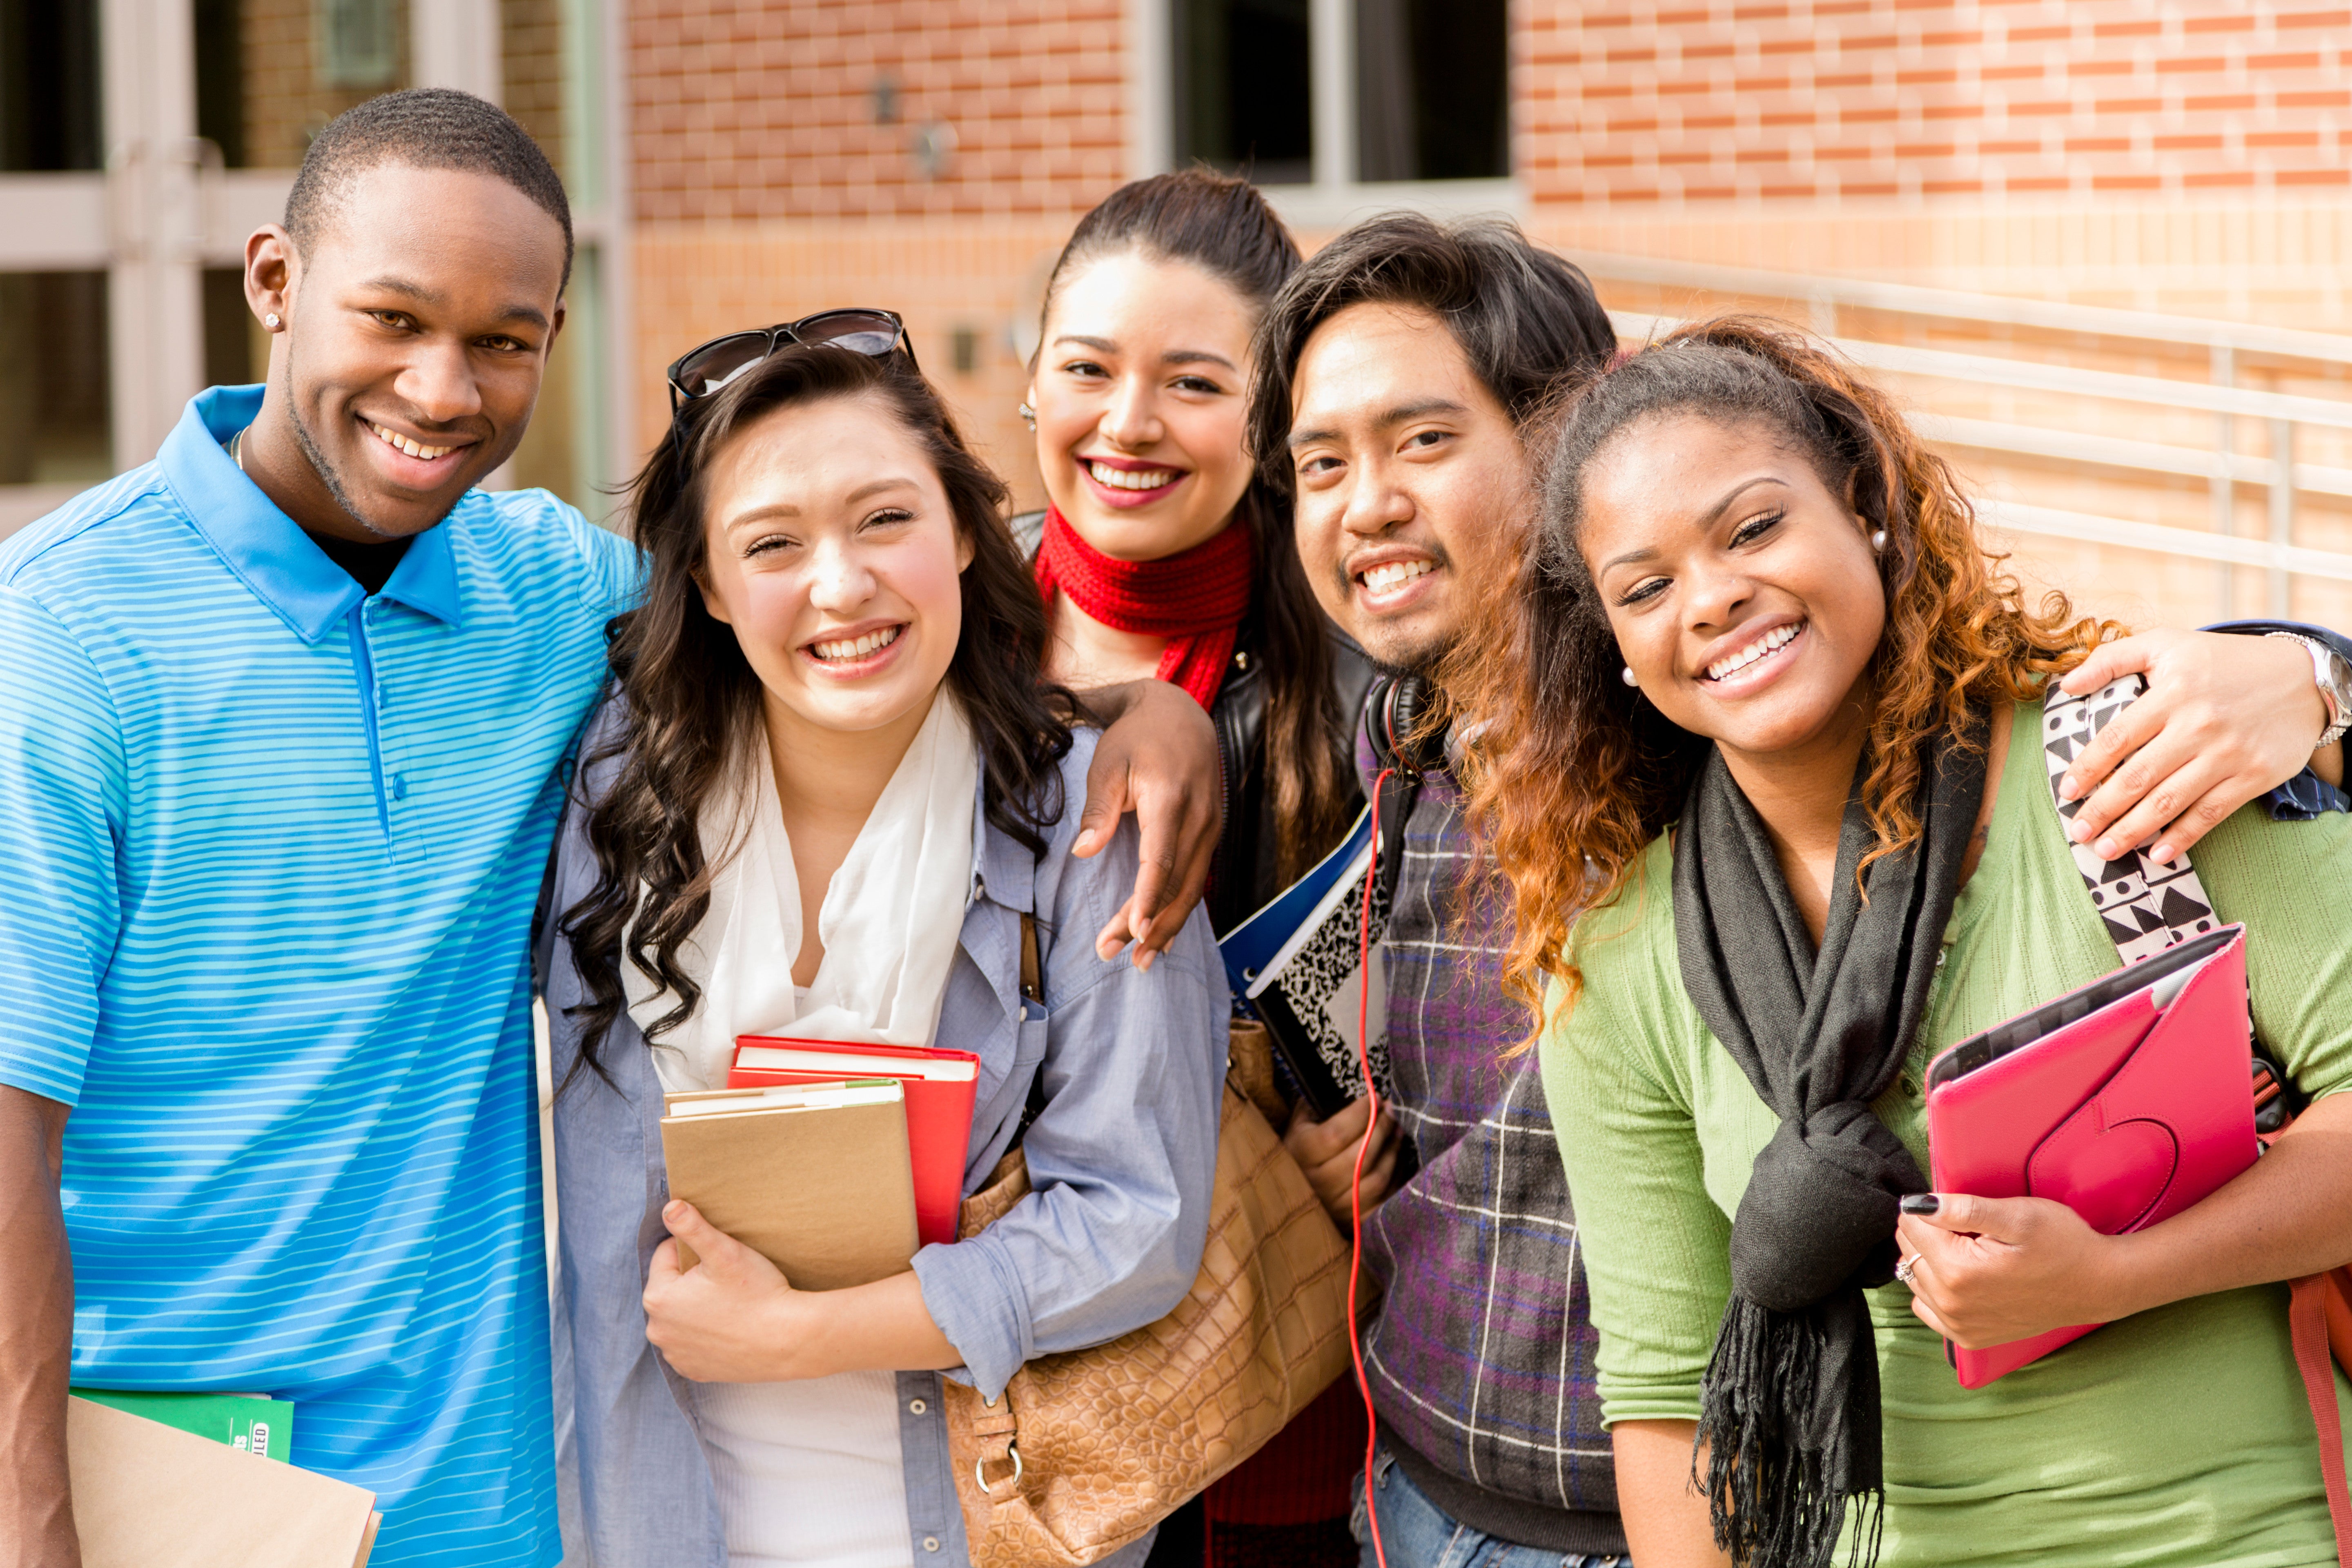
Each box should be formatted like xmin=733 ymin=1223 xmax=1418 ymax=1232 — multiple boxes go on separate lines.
xmin=1607 ymin=313 xmax=2352 ymax=430
xmin=1914 ymin=414 xmax=2352 ymax=503
xmin=1979 ymin=500 xmax=2352 ymax=586
xmin=1581 ymin=252 xmax=2352 ymax=370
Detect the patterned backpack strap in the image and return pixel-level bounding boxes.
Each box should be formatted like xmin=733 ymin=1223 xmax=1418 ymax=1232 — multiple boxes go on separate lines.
xmin=2041 ymin=675 xmax=2224 ymax=964
xmin=2049 ymin=678 xmax=2352 ymax=1568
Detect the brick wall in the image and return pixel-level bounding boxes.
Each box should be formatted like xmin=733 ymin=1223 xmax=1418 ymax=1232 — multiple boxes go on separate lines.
xmin=629 ymin=0 xmax=1131 ymax=222
xmin=237 ymin=0 xmax=411 ymax=169
xmin=1519 ymin=0 xmax=2352 ymax=208
xmin=502 ymin=0 xmax=567 ymax=176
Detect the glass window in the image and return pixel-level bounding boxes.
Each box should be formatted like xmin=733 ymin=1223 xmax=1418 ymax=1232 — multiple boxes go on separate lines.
xmin=0 ymin=0 xmax=101 ymax=172
xmin=0 ymin=273 xmax=111 ymax=484
xmin=196 ymin=0 xmax=411 ymax=169
xmin=1172 ymin=0 xmax=1313 ymax=185
xmin=1355 ymin=0 xmax=1508 ymax=182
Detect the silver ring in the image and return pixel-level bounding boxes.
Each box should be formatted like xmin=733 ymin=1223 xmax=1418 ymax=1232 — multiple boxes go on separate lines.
xmin=974 ymin=1441 xmax=1022 ymax=1494
xmin=1894 ymin=1253 xmax=1918 ymax=1286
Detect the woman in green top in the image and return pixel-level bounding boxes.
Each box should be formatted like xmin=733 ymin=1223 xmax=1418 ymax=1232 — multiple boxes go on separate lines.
xmin=1457 ymin=317 xmax=2352 ymax=1568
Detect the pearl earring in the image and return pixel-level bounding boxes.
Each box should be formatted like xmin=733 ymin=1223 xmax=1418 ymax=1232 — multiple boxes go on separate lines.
xmin=1621 ymin=666 xmax=1639 ymax=688
xmin=1017 ymin=401 xmax=1036 ymax=431
xmin=264 ymin=313 xmax=282 ymax=331
xmin=1870 ymin=529 xmax=1887 ymax=553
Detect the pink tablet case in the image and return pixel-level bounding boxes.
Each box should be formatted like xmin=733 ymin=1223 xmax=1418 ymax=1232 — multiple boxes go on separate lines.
xmin=1923 ymin=925 xmax=2256 ymax=1387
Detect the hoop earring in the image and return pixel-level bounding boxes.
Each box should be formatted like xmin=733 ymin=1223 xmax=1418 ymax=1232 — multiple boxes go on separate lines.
xmin=1017 ymin=401 xmax=1036 ymax=431
xmin=264 ymin=313 xmax=282 ymax=331
xmin=1870 ymin=529 xmax=1887 ymax=554
xmin=1621 ymin=666 xmax=1639 ymax=688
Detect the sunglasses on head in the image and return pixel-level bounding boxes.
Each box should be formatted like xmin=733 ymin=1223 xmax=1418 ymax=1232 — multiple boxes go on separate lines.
xmin=664 ymin=309 xmax=917 ymax=412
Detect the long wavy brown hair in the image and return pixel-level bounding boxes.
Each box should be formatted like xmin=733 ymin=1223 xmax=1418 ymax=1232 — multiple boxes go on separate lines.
xmin=1450 ymin=317 xmax=2118 ymax=1037
xmin=558 ymin=345 xmax=1075 ymax=1086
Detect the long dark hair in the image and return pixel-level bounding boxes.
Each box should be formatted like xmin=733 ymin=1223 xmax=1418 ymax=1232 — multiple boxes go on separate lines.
xmin=559 ymin=345 xmax=1076 ymax=1082
xmin=1042 ymin=167 xmax=1354 ymax=880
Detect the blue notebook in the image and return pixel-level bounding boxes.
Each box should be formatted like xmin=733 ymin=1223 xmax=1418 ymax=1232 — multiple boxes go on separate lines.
xmin=1218 ymin=805 xmax=1390 ymax=1117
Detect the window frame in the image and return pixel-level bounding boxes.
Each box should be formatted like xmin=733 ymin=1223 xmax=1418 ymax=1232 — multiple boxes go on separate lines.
xmin=1130 ymin=0 xmax=1524 ymax=226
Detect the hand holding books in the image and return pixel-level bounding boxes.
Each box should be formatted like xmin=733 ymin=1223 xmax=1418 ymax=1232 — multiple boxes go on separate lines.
xmin=642 ymin=1195 xmax=963 ymax=1384
xmin=644 ymin=1038 xmax=987 ymax=1384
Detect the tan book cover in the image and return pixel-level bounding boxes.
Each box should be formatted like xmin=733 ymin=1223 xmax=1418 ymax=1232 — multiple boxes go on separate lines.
xmin=66 ymin=1395 xmax=381 ymax=1567
xmin=659 ymin=1081 xmax=922 ymax=1290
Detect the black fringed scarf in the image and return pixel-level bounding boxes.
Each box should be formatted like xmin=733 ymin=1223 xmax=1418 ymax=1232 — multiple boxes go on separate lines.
xmin=1671 ymin=722 xmax=1987 ymax=1568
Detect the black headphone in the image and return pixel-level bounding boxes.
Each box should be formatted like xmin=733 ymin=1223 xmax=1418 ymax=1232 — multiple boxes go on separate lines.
xmin=1363 ymin=672 xmax=1448 ymax=781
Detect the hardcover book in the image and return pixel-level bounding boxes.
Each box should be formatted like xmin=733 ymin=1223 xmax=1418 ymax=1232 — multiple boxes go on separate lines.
xmin=660 ymin=1078 xmax=922 ymax=1289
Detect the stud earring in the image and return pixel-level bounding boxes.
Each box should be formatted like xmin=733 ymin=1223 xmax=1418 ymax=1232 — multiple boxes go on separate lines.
xmin=1870 ymin=529 xmax=1887 ymax=553
xmin=1017 ymin=401 xmax=1036 ymax=431
xmin=1621 ymin=666 xmax=1639 ymax=688
xmin=264 ymin=313 xmax=282 ymax=331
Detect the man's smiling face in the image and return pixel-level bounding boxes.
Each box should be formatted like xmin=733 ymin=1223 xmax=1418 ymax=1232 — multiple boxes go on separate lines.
xmin=276 ymin=162 xmax=566 ymax=540
xmin=1284 ymin=302 xmax=1530 ymax=672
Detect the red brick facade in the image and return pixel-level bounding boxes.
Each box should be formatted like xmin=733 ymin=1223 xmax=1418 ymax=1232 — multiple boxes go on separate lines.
xmin=630 ymin=0 xmax=1132 ymax=222
xmin=1519 ymin=1 xmax=2352 ymax=208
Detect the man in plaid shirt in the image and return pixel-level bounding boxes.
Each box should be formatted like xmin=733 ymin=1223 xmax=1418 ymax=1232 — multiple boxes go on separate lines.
xmin=1250 ymin=215 xmax=1632 ymax=1567
xmin=1246 ymin=214 xmax=2352 ymax=1568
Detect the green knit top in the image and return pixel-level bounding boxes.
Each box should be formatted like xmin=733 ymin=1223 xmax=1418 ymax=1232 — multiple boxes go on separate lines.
xmin=1540 ymin=699 xmax=2352 ymax=1567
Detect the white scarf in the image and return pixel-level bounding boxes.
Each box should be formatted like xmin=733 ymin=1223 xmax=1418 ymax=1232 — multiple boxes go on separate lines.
xmin=626 ymin=693 xmax=981 ymax=1093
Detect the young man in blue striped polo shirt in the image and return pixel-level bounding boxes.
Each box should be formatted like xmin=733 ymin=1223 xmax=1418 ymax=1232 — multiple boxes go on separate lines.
xmin=0 ymin=90 xmax=1219 ymax=1568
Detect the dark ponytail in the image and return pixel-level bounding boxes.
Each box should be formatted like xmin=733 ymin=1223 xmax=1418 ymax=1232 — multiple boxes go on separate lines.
xmin=1043 ymin=168 xmax=1357 ymax=880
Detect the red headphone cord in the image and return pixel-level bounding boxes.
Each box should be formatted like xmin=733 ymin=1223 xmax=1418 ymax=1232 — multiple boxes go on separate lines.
xmin=1351 ymin=766 xmax=1396 ymax=1568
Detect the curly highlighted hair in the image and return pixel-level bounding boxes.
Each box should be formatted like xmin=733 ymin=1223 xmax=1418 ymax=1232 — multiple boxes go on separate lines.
xmin=1448 ymin=316 xmax=2118 ymax=1039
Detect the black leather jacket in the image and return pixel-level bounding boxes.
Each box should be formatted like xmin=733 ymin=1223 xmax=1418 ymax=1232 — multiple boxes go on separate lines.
xmin=1013 ymin=511 xmax=1380 ymax=933
xmin=1203 ymin=613 xmax=1379 ymax=933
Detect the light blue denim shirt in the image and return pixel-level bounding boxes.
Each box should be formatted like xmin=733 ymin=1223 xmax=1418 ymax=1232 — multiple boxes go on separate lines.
xmin=541 ymin=711 xmax=1229 ymax=1567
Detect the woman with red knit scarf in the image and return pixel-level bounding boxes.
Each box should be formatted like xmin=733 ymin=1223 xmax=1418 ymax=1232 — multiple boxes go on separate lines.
xmin=1018 ymin=169 xmax=1379 ymax=1568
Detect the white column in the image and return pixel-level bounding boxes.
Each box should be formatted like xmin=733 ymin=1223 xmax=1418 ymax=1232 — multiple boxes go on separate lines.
xmin=101 ymin=0 xmax=205 ymax=471
xmin=1309 ymin=0 xmax=1354 ymax=194
xmin=1125 ymin=0 xmax=1173 ymax=179
xmin=411 ymin=0 xmax=505 ymax=106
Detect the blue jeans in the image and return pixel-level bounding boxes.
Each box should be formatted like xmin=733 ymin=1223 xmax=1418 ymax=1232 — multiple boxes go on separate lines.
xmin=1350 ymin=1448 xmax=1630 ymax=1568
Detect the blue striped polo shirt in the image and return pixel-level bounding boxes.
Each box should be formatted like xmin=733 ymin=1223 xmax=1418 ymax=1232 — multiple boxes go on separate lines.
xmin=0 ymin=386 xmax=637 ymax=1566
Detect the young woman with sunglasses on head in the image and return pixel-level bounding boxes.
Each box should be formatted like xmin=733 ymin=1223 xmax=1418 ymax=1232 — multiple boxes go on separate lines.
xmin=543 ymin=336 xmax=1229 ymax=1567
xmin=1459 ymin=318 xmax=2352 ymax=1568
xmin=1019 ymin=168 xmax=1377 ymax=1568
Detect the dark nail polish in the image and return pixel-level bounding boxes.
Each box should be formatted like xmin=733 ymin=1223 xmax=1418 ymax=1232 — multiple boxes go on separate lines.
xmin=1900 ymin=1193 xmax=1940 ymax=1216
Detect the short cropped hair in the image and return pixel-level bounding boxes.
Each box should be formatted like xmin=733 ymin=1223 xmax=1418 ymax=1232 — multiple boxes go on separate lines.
xmin=1247 ymin=214 xmax=1616 ymax=494
xmin=284 ymin=88 xmax=573 ymax=291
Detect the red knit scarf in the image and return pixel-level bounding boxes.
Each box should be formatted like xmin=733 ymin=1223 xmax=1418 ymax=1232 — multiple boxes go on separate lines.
xmin=1035 ymin=503 xmax=1255 ymax=711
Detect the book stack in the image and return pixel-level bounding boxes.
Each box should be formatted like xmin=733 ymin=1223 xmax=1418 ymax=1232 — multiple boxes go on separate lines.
xmin=656 ymin=1038 xmax=984 ymax=1288
xmin=65 ymin=1393 xmax=379 ymax=1567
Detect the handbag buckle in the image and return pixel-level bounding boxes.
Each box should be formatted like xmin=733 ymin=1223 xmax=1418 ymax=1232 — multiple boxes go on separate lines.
xmin=974 ymin=1439 xmax=1023 ymax=1495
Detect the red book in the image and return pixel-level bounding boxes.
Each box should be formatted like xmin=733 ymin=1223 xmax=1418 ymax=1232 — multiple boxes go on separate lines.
xmin=729 ymin=1036 xmax=981 ymax=1247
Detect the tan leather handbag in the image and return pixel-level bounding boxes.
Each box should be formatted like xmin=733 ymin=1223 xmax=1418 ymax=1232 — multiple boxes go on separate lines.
xmin=939 ymin=920 xmax=1356 ymax=1566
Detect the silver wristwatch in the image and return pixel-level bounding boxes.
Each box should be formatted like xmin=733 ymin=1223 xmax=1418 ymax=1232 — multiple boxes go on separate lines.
xmin=2267 ymin=631 xmax=2352 ymax=749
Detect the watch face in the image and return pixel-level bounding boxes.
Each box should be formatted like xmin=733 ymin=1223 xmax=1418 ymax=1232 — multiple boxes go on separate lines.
xmin=2321 ymin=648 xmax=2352 ymax=738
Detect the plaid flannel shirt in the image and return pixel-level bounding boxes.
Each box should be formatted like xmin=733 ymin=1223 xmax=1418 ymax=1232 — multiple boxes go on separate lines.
xmin=1356 ymin=755 xmax=1624 ymax=1554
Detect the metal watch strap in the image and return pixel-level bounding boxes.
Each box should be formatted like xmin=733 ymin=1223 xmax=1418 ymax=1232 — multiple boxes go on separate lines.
xmin=2043 ymin=675 xmax=2223 ymax=964
xmin=2266 ymin=631 xmax=2352 ymax=750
